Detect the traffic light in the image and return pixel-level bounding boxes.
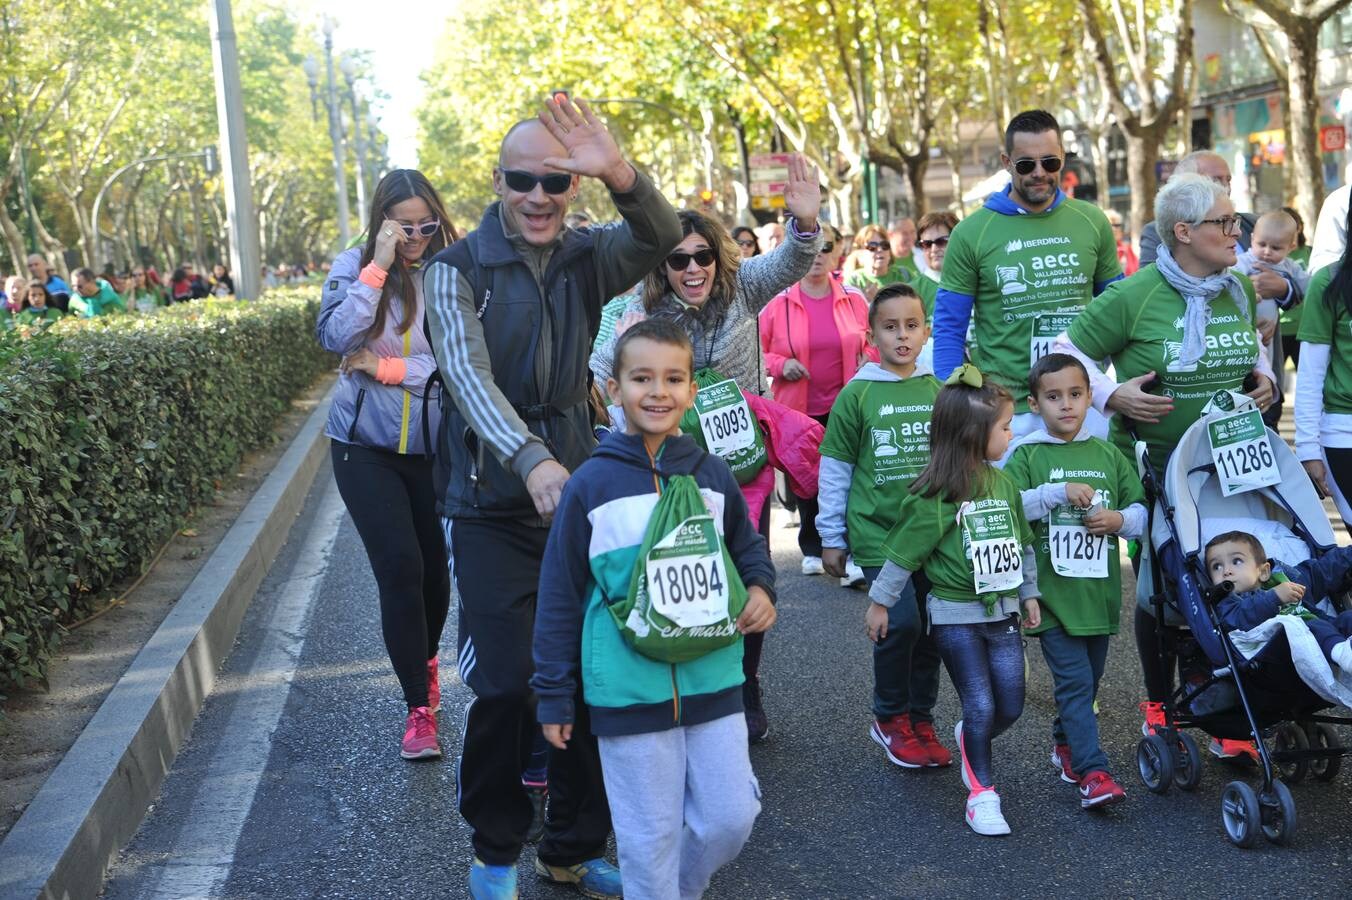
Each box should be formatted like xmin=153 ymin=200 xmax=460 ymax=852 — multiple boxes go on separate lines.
xmin=698 ymin=187 xmax=714 ymax=207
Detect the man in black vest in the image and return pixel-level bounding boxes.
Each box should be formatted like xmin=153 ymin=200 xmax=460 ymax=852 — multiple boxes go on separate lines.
xmin=423 ymin=96 xmax=681 ymax=900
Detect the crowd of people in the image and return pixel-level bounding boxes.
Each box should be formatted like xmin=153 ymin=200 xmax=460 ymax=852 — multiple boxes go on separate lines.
xmin=0 ymin=255 xmax=321 ymax=331
xmin=317 ymin=97 xmax=1352 ymax=899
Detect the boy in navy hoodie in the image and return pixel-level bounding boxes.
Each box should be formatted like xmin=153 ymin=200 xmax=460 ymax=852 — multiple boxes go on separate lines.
xmin=533 ymin=319 xmax=776 ymax=900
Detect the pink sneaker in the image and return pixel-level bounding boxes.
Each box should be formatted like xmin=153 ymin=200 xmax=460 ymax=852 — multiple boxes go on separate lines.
xmin=427 ymin=657 xmax=441 ymax=715
xmin=401 ymin=706 xmax=441 ymax=760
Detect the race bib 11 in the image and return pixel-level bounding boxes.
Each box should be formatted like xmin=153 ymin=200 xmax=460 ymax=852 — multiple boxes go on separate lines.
xmin=694 ymin=378 xmax=756 ymax=459
xmin=1048 ymin=504 xmax=1109 ymax=579
xmin=1030 ymin=312 xmax=1078 ymax=368
xmin=962 ymin=502 xmax=1022 ymax=595
xmin=644 ymin=515 xmax=730 ymax=628
xmin=1207 ymin=408 xmax=1278 ymax=497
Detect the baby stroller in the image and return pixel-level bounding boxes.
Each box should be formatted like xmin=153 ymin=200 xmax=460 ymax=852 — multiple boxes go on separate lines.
xmin=1132 ymin=392 xmax=1352 ymax=848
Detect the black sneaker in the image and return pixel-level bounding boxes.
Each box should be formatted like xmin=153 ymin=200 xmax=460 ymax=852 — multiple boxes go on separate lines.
xmin=524 ymin=784 xmax=547 ymax=844
xmin=744 ymin=678 xmax=769 ymax=744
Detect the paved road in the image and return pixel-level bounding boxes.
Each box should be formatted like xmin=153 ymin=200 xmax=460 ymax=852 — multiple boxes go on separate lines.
xmin=104 ymin=461 xmax=1352 ymax=899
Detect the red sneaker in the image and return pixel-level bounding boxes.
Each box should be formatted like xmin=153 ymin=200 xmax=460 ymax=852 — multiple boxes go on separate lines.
xmin=401 ymin=706 xmax=441 ymax=760
xmin=1051 ymin=743 xmax=1079 ymax=784
xmin=1078 ymin=770 xmax=1126 ymax=808
xmin=1209 ymin=738 xmax=1259 ymax=764
xmin=870 ymin=714 xmax=929 ymax=768
xmin=427 ymin=656 xmax=441 ymax=715
xmin=911 ymin=719 xmax=953 ymax=767
xmin=1138 ymin=701 xmax=1167 ymax=737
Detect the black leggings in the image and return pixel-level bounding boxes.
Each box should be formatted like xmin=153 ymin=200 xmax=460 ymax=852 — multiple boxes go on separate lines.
xmin=331 ymin=441 xmax=451 ymax=709
xmin=794 ymin=412 xmax=830 ymax=557
xmin=1327 ymin=447 xmax=1352 ymax=536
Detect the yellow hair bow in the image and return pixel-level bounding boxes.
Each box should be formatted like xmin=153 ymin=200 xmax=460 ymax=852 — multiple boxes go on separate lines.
xmin=944 ymin=363 xmax=984 ymax=388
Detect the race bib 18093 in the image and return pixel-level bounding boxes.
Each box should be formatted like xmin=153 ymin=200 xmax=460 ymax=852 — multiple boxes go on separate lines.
xmin=1207 ymin=407 xmax=1278 ymax=497
xmin=694 ymin=378 xmax=756 ymax=459
xmin=1048 ymin=504 xmax=1109 ymax=579
xmin=644 ymin=515 xmax=730 ymax=628
xmin=961 ymin=501 xmax=1022 ymax=595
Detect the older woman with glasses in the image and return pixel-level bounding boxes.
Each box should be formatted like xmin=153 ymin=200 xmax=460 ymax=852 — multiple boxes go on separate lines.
xmin=1052 ymin=172 xmax=1275 ymax=711
xmin=846 ymin=223 xmax=913 ymax=300
xmin=589 ymin=153 xmax=823 ymax=744
xmin=759 ymin=224 xmax=871 ymax=582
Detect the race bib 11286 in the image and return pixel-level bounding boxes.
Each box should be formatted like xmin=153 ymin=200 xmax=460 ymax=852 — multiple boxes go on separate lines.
xmin=1207 ymin=408 xmax=1278 ymax=497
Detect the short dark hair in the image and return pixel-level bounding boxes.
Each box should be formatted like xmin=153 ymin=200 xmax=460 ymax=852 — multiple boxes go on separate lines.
xmin=73 ymin=267 xmax=96 ymax=282
xmin=612 ymin=318 xmax=694 ymax=377
xmin=1028 ymin=353 xmax=1090 ymax=397
xmin=1005 ymin=109 xmax=1061 ymax=154
xmin=868 ymin=283 xmax=923 ymax=328
xmin=1205 ymin=531 xmax=1267 ymax=563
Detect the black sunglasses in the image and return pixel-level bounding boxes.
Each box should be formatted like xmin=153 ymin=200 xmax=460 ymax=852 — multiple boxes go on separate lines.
xmin=917 ymin=236 xmax=950 ymax=250
xmin=501 ymin=169 xmax=572 ymax=195
xmin=397 ymin=219 xmax=441 ymax=239
xmin=818 ymin=242 xmax=835 ymax=254
xmin=666 ymin=248 xmax=717 ymax=271
xmin=864 ymin=241 xmax=889 ymax=251
xmin=1012 ymin=155 xmax=1064 ymax=175
xmin=735 ymin=238 xmax=757 ymax=248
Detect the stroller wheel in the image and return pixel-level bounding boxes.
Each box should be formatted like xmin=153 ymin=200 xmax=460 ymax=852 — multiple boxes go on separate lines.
xmin=1309 ymin=723 xmax=1343 ymax=782
xmin=1172 ymin=732 xmax=1203 ymax=792
xmin=1220 ymin=780 xmax=1261 ymax=848
xmin=1137 ymin=734 xmax=1175 ymax=794
xmin=1274 ymin=723 xmax=1310 ymax=784
xmin=1259 ymin=780 xmax=1298 ymax=846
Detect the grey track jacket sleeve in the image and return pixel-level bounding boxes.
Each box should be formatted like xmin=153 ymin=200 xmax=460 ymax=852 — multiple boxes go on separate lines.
xmin=591 ymin=170 xmax=683 ymax=302
xmin=422 ymin=261 xmax=554 ymax=481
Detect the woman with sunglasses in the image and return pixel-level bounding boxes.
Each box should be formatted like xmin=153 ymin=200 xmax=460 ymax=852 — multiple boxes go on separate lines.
xmin=122 ymin=267 xmax=166 ymax=314
xmin=317 ymin=169 xmax=460 ymax=761
xmin=731 ymin=225 xmax=760 ymax=259
xmin=758 ymin=224 xmax=871 ymax=582
xmin=589 ymin=153 xmax=822 ymax=744
xmin=846 ymin=224 xmax=912 ymax=300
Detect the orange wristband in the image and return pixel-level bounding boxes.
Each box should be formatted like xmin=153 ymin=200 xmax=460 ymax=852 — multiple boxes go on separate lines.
xmin=359 ymin=263 xmax=388 ymax=289
xmin=375 ymin=356 xmax=407 ymax=385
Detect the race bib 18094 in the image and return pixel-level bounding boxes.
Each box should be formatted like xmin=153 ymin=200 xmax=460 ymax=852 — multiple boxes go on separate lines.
xmin=961 ymin=501 xmax=1022 ymax=595
xmin=1048 ymin=504 xmax=1109 ymax=579
xmin=644 ymin=515 xmax=730 ymax=628
xmin=1207 ymin=407 xmax=1278 ymax=497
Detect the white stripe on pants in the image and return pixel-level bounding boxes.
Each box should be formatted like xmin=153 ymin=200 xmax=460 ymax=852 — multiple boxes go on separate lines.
xmin=598 ymin=713 xmax=761 ymax=900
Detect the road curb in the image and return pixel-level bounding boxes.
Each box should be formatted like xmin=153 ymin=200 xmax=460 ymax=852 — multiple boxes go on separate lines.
xmin=0 ymin=384 xmax=336 ymax=900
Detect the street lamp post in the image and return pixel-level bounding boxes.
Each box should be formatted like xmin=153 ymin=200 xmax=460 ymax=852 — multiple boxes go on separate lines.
xmin=340 ymin=56 xmax=369 ymax=227
xmin=208 ymin=0 xmax=260 ymax=299
xmin=303 ymin=16 xmax=352 ymax=248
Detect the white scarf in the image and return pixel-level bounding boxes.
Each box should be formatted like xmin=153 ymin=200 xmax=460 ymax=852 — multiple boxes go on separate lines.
xmin=1154 ymin=242 xmax=1251 ymax=367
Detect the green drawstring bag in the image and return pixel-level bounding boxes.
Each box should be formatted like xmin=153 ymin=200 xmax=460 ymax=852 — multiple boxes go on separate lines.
xmin=609 ymin=472 xmax=748 ymax=663
xmin=679 ymin=368 xmax=768 ymax=485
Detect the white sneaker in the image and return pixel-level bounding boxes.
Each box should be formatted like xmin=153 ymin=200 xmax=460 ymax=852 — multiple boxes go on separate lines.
xmin=840 ymin=557 xmax=867 ymax=589
xmin=801 ymin=556 xmax=825 ymax=576
xmin=964 ymin=789 xmax=1011 ymax=836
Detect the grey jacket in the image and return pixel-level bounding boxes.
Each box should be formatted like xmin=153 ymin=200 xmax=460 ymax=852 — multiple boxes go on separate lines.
xmin=589 ymin=224 xmax=821 ymax=394
xmin=422 ymin=171 xmax=682 ymax=522
xmin=317 ymin=247 xmax=440 ymax=455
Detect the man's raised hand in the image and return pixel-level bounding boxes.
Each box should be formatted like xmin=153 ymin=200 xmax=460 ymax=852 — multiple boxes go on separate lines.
xmin=538 ymin=95 xmax=636 ymax=193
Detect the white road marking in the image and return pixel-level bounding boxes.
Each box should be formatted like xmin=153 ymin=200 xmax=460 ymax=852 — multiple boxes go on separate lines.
xmin=139 ymin=482 xmax=348 ymax=899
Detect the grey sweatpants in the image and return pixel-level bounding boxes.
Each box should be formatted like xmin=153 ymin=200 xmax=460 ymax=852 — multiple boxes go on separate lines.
xmin=598 ymin=713 xmax=761 ymax=900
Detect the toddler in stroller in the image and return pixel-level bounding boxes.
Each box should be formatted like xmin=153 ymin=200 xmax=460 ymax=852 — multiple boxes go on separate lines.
xmin=1206 ymin=532 xmax=1352 ymax=671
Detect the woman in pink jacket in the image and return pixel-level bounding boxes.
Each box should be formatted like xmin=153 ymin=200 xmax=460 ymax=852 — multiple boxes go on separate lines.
xmin=759 ymin=226 xmax=873 ymax=584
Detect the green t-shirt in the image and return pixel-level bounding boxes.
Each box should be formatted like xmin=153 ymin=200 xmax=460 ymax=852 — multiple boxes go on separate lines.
xmin=70 ymin=280 xmax=126 ymax=317
xmin=1066 ymin=264 xmax=1260 ymax=470
xmin=1296 ymin=265 xmax=1352 ymax=414
xmin=16 ymin=306 xmax=63 ymax=328
xmin=939 ymin=197 xmax=1122 ymax=394
xmin=914 ymin=274 xmax=938 ymax=324
xmin=818 ymin=372 xmax=941 ymax=566
xmin=846 ymin=260 xmax=913 ymax=295
xmin=1280 ymin=245 xmax=1313 ymax=330
xmin=1003 ymin=436 xmax=1145 ymax=636
xmin=881 ymin=466 xmax=1034 ymax=604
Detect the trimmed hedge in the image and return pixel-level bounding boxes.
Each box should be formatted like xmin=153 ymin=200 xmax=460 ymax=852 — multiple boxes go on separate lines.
xmin=0 ymin=289 xmax=335 ymax=689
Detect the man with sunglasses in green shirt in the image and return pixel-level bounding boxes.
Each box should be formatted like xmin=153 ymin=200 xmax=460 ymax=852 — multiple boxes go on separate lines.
xmin=422 ymin=95 xmax=681 ymax=900
xmin=933 ymin=110 xmax=1123 ymax=454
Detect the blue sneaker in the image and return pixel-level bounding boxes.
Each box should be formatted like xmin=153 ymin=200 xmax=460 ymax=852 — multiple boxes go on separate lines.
xmin=534 ymin=856 xmax=622 ymax=899
xmin=469 ymin=858 xmax=518 ymax=899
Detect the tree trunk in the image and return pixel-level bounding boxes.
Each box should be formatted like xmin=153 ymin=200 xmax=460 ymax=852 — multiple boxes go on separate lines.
xmin=946 ymin=148 xmax=967 ymax=215
xmin=830 ymin=181 xmax=856 ymax=233
xmin=1124 ymin=131 xmax=1161 ymax=243
xmin=906 ymin=157 xmax=929 ymax=219
xmin=1286 ymin=17 xmax=1324 ymax=232
xmin=0 ymin=201 xmax=27 ymax=272
xmin=1090 ymin=129 xmax=1112 ymax=209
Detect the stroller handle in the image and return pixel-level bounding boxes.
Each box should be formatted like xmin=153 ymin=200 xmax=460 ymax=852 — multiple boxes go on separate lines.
xmin=1203 ymin=579 xmax=1234 ymax=608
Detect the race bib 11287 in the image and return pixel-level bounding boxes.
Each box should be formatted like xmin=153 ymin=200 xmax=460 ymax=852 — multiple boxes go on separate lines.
xmin=1048 ymin=504 xmax=1109 ymax=579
